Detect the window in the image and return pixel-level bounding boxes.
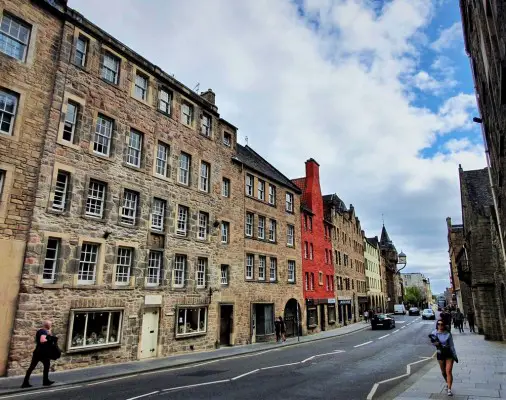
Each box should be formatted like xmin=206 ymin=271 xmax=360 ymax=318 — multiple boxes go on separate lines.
xmin=120 ymin=190 xmax=138 ymax=225
xmin=150 ymin=198 xmax=165 ymax=231
xmin=85 ymin=180 xmax=106 ymax=218
xmin=115 ymin=247 xmax=132 ymax=285
xmin=258 ymin=256 xmax=266 ymax=281
xmin=145 ymin=250 xmax=162 ymax=286
xmin=201 ymin=114 xmax=211 ymax=137
xmin=352 ymin=280 xmax=354 ymax=290
xmin=326 ymin=275 xmax=330 ymax=291
xmin=52 ymin=171 xmax=70 ymax=212
xmin=181 ymin=102 xmax=193 ymax=126
xmin=268 ymin=219 xmax=276 ymax=242
xmin=199 ymin=161 xmax=210 ymax=192
xmin=257 ymin=180 xmax=265 ymax=201
xmin=158 ymin=88 xmax=171 ymax=113
xmin=310 ymin=273 xmax=314 ymax=290
xmin=305 ymin=272 xmax=309 ymax=290
xmin=258 ymin=216 xmax=265 ymax=239
xmin=220 ymin=265 xmax=228 ymax=285
xmin=288 ymin=260 xmax=295 ymax=283
xmin=126 ymin=129 xmax=142 ymax=167
xmin=245 ymin=174 xmax=253 ymax=196
xmin=222 ymin=178 xmax=230 ymax=197
xmin=268 ymin=184 xmax=276 ymax=205
xmin=304 ymin=242 xmax=308 ymax=259
xmin=285 ymin=192 xmax=294 ymax=212
xmin=91 ymin=114 xmax=113 ymax=156
xmin=246 ymin=254 xmax=254 ymax=280
xmin=269 ymin=258 xmax=277 ymax=281
xmin=102 ymin=52 xmax=120 ymax=84
xmin=223 ymin=132 xmax=231 ymax=147
xmin=255 ymin=304 xmax=274 ymax=335
xmin=134 ymin=72 xmax=148 ymax=101
xmin=0 ymin=89 xmax=18 ymax=135
xmin=221 ymin=221 xmax=229 ymax=243
xmin=304 ymin=215 xmax=308 ymax=231
xmin=0 ymin=170 xmax=4 ymax=199
xmin=74 ymin=35 xmax=88 ymax=67
xmin=68 ymin=310 xmax=122 ymax=350
xmin=307 ymin=307 xmax=318 ymax=327
xmin=196 ymin=257 xmax=207 ymax=288
xmin=197 ymin=211 xmax=208 ymax=240
xmin=245 ymin=212 xmax=253 ymax=237
xmin=325 ymin=249 xmax=328 ymax=264
xmin=319 ymin=272 xmax=323 ymax=286
xmin=177 ymin=307 xmax=207 ymax=336
xmin=155 ymin=142 xmax=170 ymax=178
xmin=328 ymin=305 xmax=336 ymax=323
xmin=173 ymin=255 xmax=186 ymax=288
xmin=177 ymin=205 xmax=188 ymax=236
xmin=0 ymin=14 xmax=30 ymax=61
xmin=308 ymin=216 xmax=313 ymax=231
xmin=63 ymin=101 xmax=78 ymax=142
xmin=287 ymin=224 xmax=294 ymax=246
xmin=78 ymin=243 xmax=99 ymax=284
xmin=42 ymin=238 xmax=59 ymax=283
xmin=178 ymin=152 xmax=190 ymax=185
xmin=309 ymin=243 xmax=314 ymax=260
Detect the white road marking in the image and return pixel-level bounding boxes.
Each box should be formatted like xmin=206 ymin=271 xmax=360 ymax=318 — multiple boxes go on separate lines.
xmin=395 ymin=321 xmax=406 ymax=324
xmin=378 ymin=334 xmax=390 ymax=339
xmin=231 ymin=369 xmax=260 ymax=381
xmin=261 ymin=362 xmax=301 ymax=370
xmin=125 ymin=391 xmax=159 ymax=400
xmin=0 ymin=385 xmax=83 ymax=399
xmin=87 ymin=376 xmax=134 ymax=386
xmin=301 ymin=356 xmax=315 ymax=363
xmin=392 ymin=329 xmax=400 ymax=333
xmin=163 ymin=380 xmax=230 ymax=392
xmin=401 ymin=326 xmax=406 ymax=329
xmin=354 ymin=341 xmax=373 ymax=348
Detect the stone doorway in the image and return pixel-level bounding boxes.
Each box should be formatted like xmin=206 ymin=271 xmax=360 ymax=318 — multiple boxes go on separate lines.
xmin=283 ymin=299 xmax=300 ymax=338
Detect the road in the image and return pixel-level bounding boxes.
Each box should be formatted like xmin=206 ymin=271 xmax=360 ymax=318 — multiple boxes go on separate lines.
xmin=0 ymin=315 xmax=438 ymax=400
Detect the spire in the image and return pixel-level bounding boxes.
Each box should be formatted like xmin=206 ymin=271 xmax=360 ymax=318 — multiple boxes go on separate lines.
xmin=380 ymin=224 xmax=391 ymax=245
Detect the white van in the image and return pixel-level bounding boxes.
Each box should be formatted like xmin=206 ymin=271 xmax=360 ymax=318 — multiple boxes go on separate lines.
xmin=393 ymin=304 xmax=406 ymax=315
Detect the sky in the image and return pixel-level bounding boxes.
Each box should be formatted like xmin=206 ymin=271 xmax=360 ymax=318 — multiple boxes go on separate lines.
xmin=69 ymin=0 xmax=486 ymax=295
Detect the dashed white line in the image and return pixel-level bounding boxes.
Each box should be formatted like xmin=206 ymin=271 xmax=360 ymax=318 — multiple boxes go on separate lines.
xmin=163 ymin=380 xmax=230 ymax=392
xmin=261 ymin=362 xmax=301 ymax=370
xmin=401 ymin=326 xmax=406 ymax=329
xmin=392 ymin=329 xmax=400 ymax=333
xmin=301 ymin=355 xmax=315 ymax=363
xmin=0 ymin=385 xmax=84 ymax=399
xmin=125 ymin=391 xmax=159 ymax=400
xmin=378 ymin=334 xmax=390 ymax=339
xmin=231 ymin=369 xmax=259 ymax=381
xmin=87 ymin=376 xmax=133 ymax=386
xmin=354 ymin=341 xmax=373 ymax=348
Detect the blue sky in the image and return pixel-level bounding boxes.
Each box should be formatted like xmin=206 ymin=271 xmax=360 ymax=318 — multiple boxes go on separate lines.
xmin=69 ymin=0 xmax=485 ymax=294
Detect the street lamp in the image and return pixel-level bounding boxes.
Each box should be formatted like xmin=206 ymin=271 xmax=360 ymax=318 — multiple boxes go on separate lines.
xmin=396 ymin=252 xmax=407 ymax=305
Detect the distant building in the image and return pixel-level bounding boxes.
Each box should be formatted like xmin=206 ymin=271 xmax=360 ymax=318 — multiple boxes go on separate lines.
xmin=379 ymin=225 xmax=402 ymax=312
xmin=401 ymin=272 xmax=431 ymax=308
xmin=364 ymin=236 xmax=386 ymax=312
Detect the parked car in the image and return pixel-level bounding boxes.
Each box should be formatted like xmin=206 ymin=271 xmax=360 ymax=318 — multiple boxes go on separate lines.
xmin=393 ymin=304 xmax=406 ymax=315
xmin=422 ymin=309 xmax=435 ymax=320
xmin=371 ymin=313 xmax=396 ymax=330
xmin=408 ymin=307 xmax=420 ymax=316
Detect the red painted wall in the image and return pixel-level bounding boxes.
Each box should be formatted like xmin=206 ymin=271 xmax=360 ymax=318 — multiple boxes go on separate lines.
xmin=295 ymin=159 xmax=335 ymax=301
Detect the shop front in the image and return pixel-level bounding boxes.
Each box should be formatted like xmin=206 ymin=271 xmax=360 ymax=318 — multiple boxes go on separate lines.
xmin=358 ymin=296 xmax=368 ymax=317
xmin=337 ymin=297 xmax=352 ymax=325
xmin=306 ymin=298 xmax=337 ymax=332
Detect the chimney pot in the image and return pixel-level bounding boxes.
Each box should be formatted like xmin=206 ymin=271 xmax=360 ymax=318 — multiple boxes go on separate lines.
xmin=200 ymin=89 xmax=216 ymax=105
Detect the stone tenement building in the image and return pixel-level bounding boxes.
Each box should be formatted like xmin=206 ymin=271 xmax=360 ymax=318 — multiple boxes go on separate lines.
xmin=401 ymin=272 xmax=431 ymax=308
xmin=446 ymin=217 xmax=473 ymax=314
xmin=459 ymin=0 xmax=506 ymax=340
xmin=458 ymin=166 xmax=505 ymax=340
xmin=231 ymin=144 xmax=304 ymax=342
xmin=323 ymin=194 xmax=367 ymax=324
xmin=379 ymin=225 xmax=403 ymax=312
xmin=364 ymin=237 xmax=385 ymax=312
xmin=292 ymin=160 xmax=337 ymax=333
xmin=0 ymin=0 xmax=66 ymax=375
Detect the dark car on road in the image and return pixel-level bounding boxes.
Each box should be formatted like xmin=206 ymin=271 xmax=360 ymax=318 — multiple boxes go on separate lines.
xmin=408 ymin=307 xmax=420 ymax=316
xmin=371 ymin=313 xmax=396 ymax=330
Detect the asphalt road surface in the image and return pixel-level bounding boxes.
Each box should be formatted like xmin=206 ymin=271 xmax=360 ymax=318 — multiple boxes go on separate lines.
xmin=1 ymin=315 xmax=439 ymax=400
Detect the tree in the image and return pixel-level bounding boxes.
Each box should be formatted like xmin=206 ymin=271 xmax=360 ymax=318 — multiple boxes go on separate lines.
xmin=404 ymin=286 xmax=423 ymax=306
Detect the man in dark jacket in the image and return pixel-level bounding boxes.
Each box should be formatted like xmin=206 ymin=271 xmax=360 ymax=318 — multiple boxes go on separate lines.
xmin=467 ymin=309 xmax=476 ymax=333
xmin=455 ymin=308 xmax=465 ymax=333
xmin=21 ymin=320 xmax=55 ymax=388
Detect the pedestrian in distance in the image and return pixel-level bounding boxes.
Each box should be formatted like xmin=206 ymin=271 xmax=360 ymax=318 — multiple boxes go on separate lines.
xmin=455 ymin=308 xmax=464 ymax=333
xmin=22 ymin=320 xmax=56 ymax=388
xmin=274 ymin=318 xmax=281 ymax=343
xmin=364 ymin=310 xmax=369 ymax=323
xmin=279 ymin=316 xmax=286 ymax=342
xmin=467 ymin=309 xmax=476 ymax=333
xmin=429 ymin=319 xmax=458 ymax=397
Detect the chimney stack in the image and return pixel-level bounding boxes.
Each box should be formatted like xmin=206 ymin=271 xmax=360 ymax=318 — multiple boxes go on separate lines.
xmin=200 ymin=89 xmax=215 ymax=105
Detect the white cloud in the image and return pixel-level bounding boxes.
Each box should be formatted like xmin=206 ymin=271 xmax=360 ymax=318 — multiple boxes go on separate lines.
xmin=68 ymin=0 xmax=483 ymax=293
xmin=431 ymin=22 xmax=463 ymax=52
xmin=411 ymin=70 xmax=457 ymax=94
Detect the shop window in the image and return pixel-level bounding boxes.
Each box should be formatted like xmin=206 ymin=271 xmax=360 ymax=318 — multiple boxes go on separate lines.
xmin=177 ymin=307 xmax=207 ymax=336
xmin=328 ymin=305 xmax=336 ymax=324
xmin=307 ymin=307 xmax=318 ymax=327
xmin=68 ymin=310 xmax=122 ymax=350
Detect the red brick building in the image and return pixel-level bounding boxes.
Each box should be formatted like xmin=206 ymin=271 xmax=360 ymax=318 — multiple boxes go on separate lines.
xmin=292 ymin=159 xmax=337 ymax=333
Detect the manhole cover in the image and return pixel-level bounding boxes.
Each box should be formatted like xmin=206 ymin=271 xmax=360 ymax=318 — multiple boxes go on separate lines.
xmin=180 ymin=369 xmax=225 ymax=377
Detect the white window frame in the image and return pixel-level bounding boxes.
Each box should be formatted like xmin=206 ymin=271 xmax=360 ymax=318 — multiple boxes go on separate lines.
xmin=258 ymin=256 xmax=266 ymax=281
xmin=177 ymin=205 xmax=188 ymax=236
xmin=102 ymin=52 xmax=120 ymax=84
xmin=258 ymin=216 xmax=265 ymax=240
xmin=199 ymin=161 xmax=210 ymax=192
xmin=155 ymin=142 xmax=169 ymax=177
xmin=126 ymin=129 xmax=142 ymax=168
xmin=223 ymin=132 xmax=231 ymax=147
xmin=0 ymin=89 xmax=18 ymax=136
xmin=198 ymin=211 xmax=208 ymax=240
xmin=134 ymin=72 xmax=148 ymax=101
xmin=258 ymin=180 xmax=265 ymax=201
xmin=201 ymin=113 xmax=211 ymax=137
xmin=150 ymin=198 xmax=165 ymax=231
xmin=67 ymin=310 xmax=123 ymax=350
xmin=158 ymin=89 xmax=171 ymax=114
xmin=93 ymin=114 xmax=113 ymax=156
xmin=63 ymin=101 xmax=78 ymax=142
xmin=245 ymin=212 xmax=253 ymax=237
xmin=178 ymin=153 xmax=190 ymax=185
xmin=245 ymin=174 xmax=253 ymax=196
xmin=120 ymin=190 xmax=138 ymax=225
xmin=74 ymin=35 xmax=88 ymax=67
xmin=220 ymin=265 xmax=228 ymax=285
xmin=287 ymin=224 xmax=294 ymax=246
xmin=173 ymin=255 xmax=186 ymax=288
xmin=78 ymin=243 xmax=99 ymax=284
xmin=221 ymin=221 xmax=229 ymax=243
xmin=42 ymin=238 xmax=60 ymax=283
xmin=196 ymin=257 xmax=207 ymax=288
xmin=285 ymin=192 xmax=294 ymax=212
xmin=269 ymin=258 xmax=277 ymax=282
xmin=181 ymin=102 xmax=193 ymax=126
xmin=147 ymin=250 xmax=162 ymax=286
xmin=0 ymin=13 xmax=30 ymax=62
xmin=268 ymin=219 xmax=276 ymax=242
xmin=52 ymin=170 xmax=69 ymax=212
xmin=268 ymin=184 xmax=276 ymax=205
xmin=85 ymin=180 xmax=106 ymax=218
xmin=222 ymin=178 xmax=230 ymax=197
xmin=176 ymin=307 xmax=207 ymax=337
xmin=288 ymin=260 xmax=295 ymax=283
xmin=246 ymin=254 xmax=254 ymax=280
xmin=115 ymin=247 xmax=132 ymax=285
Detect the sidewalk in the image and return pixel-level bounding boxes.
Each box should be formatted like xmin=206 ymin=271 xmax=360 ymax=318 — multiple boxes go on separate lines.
xmin=0 ymin=321 xmax=367 ymax=395
xmin=395 ymin=329 xmax=506 ymax=399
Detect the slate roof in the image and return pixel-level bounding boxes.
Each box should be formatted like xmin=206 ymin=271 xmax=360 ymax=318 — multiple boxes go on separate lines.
xmin=235 ymin=144 xmax=302 ymax=193
xmin=460 ymin=168 xmax=493 ymax=215
xmin=366 ymin=236 xmax=379 ymax=247
xmin=380 ymin=225 xmax=396 ymax=250
xmin=322 ymin=193 xmax=348 ymax=213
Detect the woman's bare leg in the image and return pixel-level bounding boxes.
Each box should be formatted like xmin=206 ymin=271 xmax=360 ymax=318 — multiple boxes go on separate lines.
xmin=445 ymin=359 xmax=454 ymax=390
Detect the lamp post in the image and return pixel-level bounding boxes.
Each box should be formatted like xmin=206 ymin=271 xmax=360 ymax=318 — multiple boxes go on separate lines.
xmin=396 ymin=251 xmax=407 ymax=304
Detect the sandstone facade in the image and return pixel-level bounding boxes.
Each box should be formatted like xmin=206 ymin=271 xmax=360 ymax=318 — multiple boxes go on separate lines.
xmin=364 ymin=237 xmax=386 ymax=312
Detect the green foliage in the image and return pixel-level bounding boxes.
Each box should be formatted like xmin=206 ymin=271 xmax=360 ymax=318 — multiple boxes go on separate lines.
xmin=404 ymin=286 xmax=423 ymax=305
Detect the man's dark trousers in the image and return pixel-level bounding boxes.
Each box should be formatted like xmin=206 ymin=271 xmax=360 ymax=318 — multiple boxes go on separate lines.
xmin=23 ymin=350 xmax=50 ymax=384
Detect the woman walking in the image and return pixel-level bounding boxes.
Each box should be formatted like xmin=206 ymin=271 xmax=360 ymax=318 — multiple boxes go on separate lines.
xmin=429 ymin=319 xmax=458 ymax=396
